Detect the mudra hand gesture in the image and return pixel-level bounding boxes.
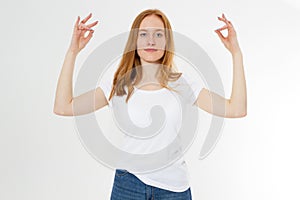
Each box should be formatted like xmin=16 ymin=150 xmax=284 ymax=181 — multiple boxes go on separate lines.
xmin=68 ymin=13 xmax=99 ymax=54
xmin=215 ymin=13 xmax=241 ymax=55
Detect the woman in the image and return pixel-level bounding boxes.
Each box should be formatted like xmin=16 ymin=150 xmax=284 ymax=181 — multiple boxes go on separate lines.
xmin=54 ymin=9 xmax=247 ymax=200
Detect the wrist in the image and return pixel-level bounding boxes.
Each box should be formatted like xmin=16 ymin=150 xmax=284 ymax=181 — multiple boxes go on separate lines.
xmin=66 ymin=48 xmax=79 ymax=57
xmin=231 ymin=49 xmax=242 ymax=57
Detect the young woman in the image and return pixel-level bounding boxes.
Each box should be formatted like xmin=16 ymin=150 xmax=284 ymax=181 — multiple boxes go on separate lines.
xmin=54 ymin=9 xmax=247 ymax=200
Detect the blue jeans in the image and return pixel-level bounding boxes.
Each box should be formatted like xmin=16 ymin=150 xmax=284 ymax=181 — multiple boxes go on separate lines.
xmin=110 ymin=169 xmax=192 ymax=200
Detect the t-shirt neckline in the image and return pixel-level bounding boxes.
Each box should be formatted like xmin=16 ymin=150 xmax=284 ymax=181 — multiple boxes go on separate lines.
xmin=133 ymin=85 xmax=167 ymax=93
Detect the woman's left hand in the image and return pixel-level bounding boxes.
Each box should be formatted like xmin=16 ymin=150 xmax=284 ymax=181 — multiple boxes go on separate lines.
xmin=215 ymin=13 xmax=241 ymax=55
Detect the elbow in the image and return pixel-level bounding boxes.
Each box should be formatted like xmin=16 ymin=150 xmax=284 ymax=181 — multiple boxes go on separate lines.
xmin=53 ymin=105 xmax=68 ymax=116
xmin=241 ymin=104 xmax=248 ymax=117
xmin=229 ymin=111 xmax=247 ymax=118
xmin=229 ymin=101 xmax=247 ymax=118
xmin=238 ymin=110 xmax=247 ymax=118
xmin=53 ymin=106 xmax=64 ymax=116
xmin=234 ymin=108 xmax=247 ymax=118
xmin=53 ymin=99 xmax=73 ymax=116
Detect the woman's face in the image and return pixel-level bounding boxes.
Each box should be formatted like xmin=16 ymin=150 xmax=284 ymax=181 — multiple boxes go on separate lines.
xmin=137 ymin=14 xmax=166 ymax=65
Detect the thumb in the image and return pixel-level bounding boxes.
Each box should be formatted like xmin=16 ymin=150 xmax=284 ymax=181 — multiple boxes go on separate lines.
xmin=83 ymin=29 xmax=94 ymax=43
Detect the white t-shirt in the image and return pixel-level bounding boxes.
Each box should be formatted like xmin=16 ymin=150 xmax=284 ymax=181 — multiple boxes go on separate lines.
xmin=99 ymin=73 xmax=204 ymax=192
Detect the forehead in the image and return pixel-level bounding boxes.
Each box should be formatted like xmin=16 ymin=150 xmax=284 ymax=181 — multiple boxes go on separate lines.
xmin=139 ymin=14 xmax=164 ymax=29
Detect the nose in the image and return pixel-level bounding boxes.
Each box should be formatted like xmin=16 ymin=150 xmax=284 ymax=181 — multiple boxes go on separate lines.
xmin=147 ymin=34 xmax=155 ymax=46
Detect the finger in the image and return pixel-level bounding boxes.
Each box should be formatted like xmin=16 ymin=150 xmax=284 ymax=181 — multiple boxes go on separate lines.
xmin=86 ymin=20 xmax=99 ymax=28
xmin=78 ymin=23 xmax=93 ymax=30
xmin=78 ymin=23 xmax=86 ymax=30
xmin=79 ymin=27 xmax=94 ymax=34
xmin=214 ymin=29 xmax=225 ymax=41
xmin=218 ymin=17 xmax=233 ymax=30
xmin=222 ymin=13 xmax=231 ymax=24
xmin=74 ymin=16 xmax=80 ymax=29
xmin=81 ymin=13 xmax=92 ymax=24
xmin=215 ymin=25 xmax=228 ymax=32
xmin=217 ymin=16 xmax=230 ymax=26
xmin=84 ymin=29 xmax=94 ymax=43
xmin=222 ymin=13 xmax=227 ymax=21
xmin=217 ymin=16 xmax=226 ymax=22
xmin=218 ymin=16 xmax=230 ymax=25
xmin=221 ymin=13 xmax=233 ymax=27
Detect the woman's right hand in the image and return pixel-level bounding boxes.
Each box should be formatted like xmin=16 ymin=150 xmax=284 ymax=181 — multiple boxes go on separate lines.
xmin=68 ymin=13 xmax=99 ymax=54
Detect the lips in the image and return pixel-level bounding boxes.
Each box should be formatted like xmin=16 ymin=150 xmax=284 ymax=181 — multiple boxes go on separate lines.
xmin=144 ymin=48 xmax=157 ymax=52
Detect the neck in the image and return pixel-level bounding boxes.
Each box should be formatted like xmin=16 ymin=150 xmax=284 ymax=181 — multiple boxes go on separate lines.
xmin=139 ymin=61 xmax=161 ymax=87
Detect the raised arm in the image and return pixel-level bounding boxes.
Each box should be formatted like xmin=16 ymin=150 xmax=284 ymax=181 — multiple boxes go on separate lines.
xmin=196 ymin=13 xmax=247 ymax=118
xmin=53 ymin=13 xmax=108 ymax=116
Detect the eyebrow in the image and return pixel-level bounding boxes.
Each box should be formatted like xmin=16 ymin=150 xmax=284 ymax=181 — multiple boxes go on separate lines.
xmin=138 ymin=28 xmax=164 ymax=32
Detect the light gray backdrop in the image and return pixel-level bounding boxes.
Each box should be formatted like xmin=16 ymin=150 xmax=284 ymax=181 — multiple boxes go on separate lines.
xmin=1 ymin=0 xmax=299 ymax=199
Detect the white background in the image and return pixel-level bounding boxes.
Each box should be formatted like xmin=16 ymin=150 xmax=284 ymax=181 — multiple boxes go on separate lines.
xmin=1 ymin=0 xmax=300 ymax=199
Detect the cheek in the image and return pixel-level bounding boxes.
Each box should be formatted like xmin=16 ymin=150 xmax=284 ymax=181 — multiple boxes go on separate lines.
xmin=137 ymin=49 xmax=143 ymax=58
xmin=157 ymin=50 xmax=165 ymax=58
xmin=137 ymin=38 xmax=147 ymax=49
xmin=156 ymin=38 xmax=166 ymax=50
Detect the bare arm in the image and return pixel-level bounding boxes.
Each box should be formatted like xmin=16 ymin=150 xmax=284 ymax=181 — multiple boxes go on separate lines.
xmin=53 ymin=50 xmax=76 ymax=115
xmin=196 ymin=51 xmax=247 ymax=118
xmin=53 ymin=13 xmax=108 ymax=116
xmin=53 ymin=50 xmax=108 ymax=116
xmin=196 ymin=13 xmax=247 ymax=118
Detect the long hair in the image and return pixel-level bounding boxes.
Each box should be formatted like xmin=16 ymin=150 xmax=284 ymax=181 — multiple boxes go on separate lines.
xmin=108 ymin=9 xmax=182 ymax=103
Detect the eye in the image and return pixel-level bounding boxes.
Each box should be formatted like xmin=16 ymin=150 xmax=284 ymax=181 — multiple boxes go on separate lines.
xmin=139 ymin=32 xmax=147 ymax=37
xmin=156 ymin=32 xmax=164 ymax=38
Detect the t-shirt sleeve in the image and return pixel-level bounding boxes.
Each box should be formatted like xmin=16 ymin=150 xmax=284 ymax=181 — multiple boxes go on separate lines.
xmin=180 ymin=73 xmax=205 ymax=105
xmin=99 ymin=77 xmax=113 ymax=107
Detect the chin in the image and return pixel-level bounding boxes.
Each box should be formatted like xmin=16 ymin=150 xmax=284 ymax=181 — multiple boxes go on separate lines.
xmin=142 ymin=56 xmax=163 ymax=63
